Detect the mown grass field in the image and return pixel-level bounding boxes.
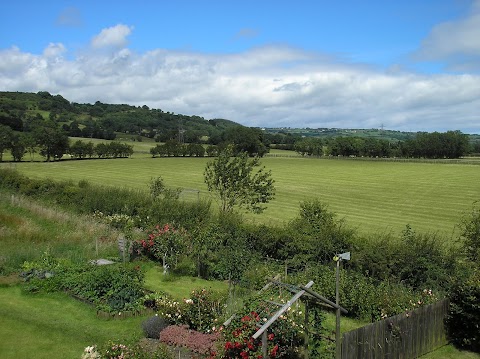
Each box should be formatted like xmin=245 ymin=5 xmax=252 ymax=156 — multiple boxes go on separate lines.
xmin=4 ymin=153 xmax=480 ymax=236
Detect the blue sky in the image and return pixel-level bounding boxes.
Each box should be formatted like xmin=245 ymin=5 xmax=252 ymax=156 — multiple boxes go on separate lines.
xmin=1 ymin=0 xmax=479 ymax=133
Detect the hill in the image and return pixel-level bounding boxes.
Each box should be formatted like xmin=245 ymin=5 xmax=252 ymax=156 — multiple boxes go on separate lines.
xmin=3 ymin=91 xmax=480 ymax=144
xmin=0 ymin=91 xmax=241 ymax=142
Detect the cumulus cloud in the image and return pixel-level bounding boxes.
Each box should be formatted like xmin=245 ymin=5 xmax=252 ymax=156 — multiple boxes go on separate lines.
xmin=43 ymin=43 xmax=67 ymax=58
xmin=414 ymin=0 xmax=480 ymax=71
xmin=1 ymin=24 xmax=480 ymax=133
xmin=91 ymin=24 xmax=133 ymax=49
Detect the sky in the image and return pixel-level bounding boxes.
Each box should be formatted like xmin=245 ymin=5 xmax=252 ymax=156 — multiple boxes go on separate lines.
xmin=1 ymin=1 xmax=479 ymax=133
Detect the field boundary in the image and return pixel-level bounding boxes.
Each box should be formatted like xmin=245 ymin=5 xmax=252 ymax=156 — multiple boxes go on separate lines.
xmin=341 ymin=299 xmax=449 ymax=359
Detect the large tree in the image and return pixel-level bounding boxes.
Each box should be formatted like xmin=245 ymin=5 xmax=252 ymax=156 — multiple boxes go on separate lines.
xmin=223 ymin=126 xmax=268 ymax=157
xmin=204 ymin=146 xmax=275 ymax=214
xmin=0 ymin=124 xmax=14 ymax=162
xmin=32 ymin=120 xmax=69 ymax=161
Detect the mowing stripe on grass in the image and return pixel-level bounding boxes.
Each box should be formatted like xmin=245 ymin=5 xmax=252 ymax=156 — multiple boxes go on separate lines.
xmin=3 ymin=156 xmax=479 ymax=237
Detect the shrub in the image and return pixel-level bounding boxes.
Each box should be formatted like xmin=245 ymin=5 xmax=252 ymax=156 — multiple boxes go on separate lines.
xmin=99 ymin=340 xmax=173 ymax=359
xmin=181 ymin=288 xmax=227 ymax=332
xmin=22 ymin=259 xmax=146 ymax=313
xmin=141 ymin=315 xmax=170 ymax=339
xmin=150 ymin=289 xmax=227 ymax=333
xmin=160 ymin=325 xmax=219 ymax=355
xmin=134 ymin=224 xmax=188 ymax=272
xmin=446 ymin=270 xmax=480 ymax=352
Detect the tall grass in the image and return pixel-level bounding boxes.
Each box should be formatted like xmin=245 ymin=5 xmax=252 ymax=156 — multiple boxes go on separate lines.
xmin=0 ymin=193 xmax=119 ymax=274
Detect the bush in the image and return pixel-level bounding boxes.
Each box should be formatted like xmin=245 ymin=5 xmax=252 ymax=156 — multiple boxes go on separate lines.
xmin=446 ymin=270 xmax=480 ymax=352
xmin=160 ymin=325 xmax=219 ymax=355
xmin=98 ymin=340 xmax=173 ymax=359
xmin=22 ymin=259 xmax=146 ymax=313
xmin=141 ymin=315 xmax=170 ymax=339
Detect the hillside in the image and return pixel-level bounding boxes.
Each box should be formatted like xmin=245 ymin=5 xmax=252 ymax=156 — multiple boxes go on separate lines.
xmin=2 ymin=91 xmax=479 ymax=153
xmin=0 ymin=91 xmax=241 ymax=142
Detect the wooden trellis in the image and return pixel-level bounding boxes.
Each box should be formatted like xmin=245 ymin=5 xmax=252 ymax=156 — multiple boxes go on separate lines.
xmin=225 ymin=278 xmax=347 ymax=358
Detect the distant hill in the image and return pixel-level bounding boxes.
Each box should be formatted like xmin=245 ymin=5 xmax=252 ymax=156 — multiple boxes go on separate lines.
xmin=0 ymin=91 xmax=241 ymax=142
xmin=1 ymin=91 xmax=478 ymax=145
xmin=265 ymin=127 xmax=409 ymax=143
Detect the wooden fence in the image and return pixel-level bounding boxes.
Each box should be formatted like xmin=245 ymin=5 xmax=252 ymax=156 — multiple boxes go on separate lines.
xmin=341 ymin=299 xmax=449 ymax=359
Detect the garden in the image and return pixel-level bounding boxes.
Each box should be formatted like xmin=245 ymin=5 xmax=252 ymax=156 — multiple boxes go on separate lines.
xmin=0 ymin=158 xmax=479 ymax=358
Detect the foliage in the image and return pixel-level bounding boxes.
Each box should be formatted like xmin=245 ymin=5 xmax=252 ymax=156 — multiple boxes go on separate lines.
xmin=160 ymin=325 xmax=220 ymax=355
xmin=0 ymin=123 xmax=14 ymax=161
xmin=195 ymin=213 xmax=256 ymax=282
xmin=32 ymin=120 xmax=69 ymax=161
xmin=98 ymin=340 xmax=173 ymax=359
xmin=141 ymin=315 xmax=170 ymax=339
xmin=282 ymin=200 xmax=354 ymax=266
xmin=446 ymin=269 xmax=480 ymax=353
xmin=149 ymin=176 xmax=181 ymax=200
xmin=21 ymin=259 xmax=146 ymax=313
xmin=204 ymin=147 xmax=275 ymax=214
xmin=180 ymin=288 xmax=227 ymax=332
xmin=298 ymin=265 xmax=438 ymax=321
xmin=213 ymin=290 xmax=308 ymax=359
xmin=401 ymin=130 xmax=469 ymax=159
xmin=222 ymin=126 xmax=268 ymax=157
xmin=134 ymin=224 xmax=188 ymax=272
xmin=459 ymin=203 xmax=480 ymax=262
xmin=147 ymin=288 xmax=227 ymax=333
xmin=352 ymin=225 xmax=459 ymax=292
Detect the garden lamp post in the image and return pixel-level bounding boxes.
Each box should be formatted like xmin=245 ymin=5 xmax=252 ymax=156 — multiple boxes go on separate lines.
xmin=334 ymin=251 xmax=350 ymax=359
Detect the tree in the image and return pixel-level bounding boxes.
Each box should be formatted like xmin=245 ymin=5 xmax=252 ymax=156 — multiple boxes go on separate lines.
xmin=224 ymin=126 xmax=268 ymax=157
xmin=460 ymin=203 xmax=480 ymax=262
xmin=0 ymin=124 xmax=14 ymax=161
xmin=204 ymin=146 xmax=275 ymax=214
xmin=32 ymin=120 xmax=69 ymax=161
xmin=10 ymin=133 xmax=26 ymax=162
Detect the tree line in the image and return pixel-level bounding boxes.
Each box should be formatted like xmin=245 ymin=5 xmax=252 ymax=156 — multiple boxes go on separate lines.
xmin=294 ymin=130 xmax=470 ymax=159
xmin=1 ymin=91 xmax=477 ymax=160
xmin=0 ymin=123 xmax=133 ymax=162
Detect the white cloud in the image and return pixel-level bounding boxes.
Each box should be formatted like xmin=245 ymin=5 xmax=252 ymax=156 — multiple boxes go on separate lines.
xmin=91 ymin=24 xmax=133 ymax=49
xmin=1 ymin=25 xmax=480 ymax=133
xmin=414 ymin=0 xmax=480 ymax=71
xmin=43 ymin=43 xmax=67 ymax=58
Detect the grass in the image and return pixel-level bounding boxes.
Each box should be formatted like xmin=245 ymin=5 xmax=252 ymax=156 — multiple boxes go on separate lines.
xmin=4 ymin=155 xmax=480 ymax=236
xmin=144 ymin=265 xmax=229 ymax=299
xmin=1 ymin=152 xmax=479 ymax=358
xmin=0 ymin=193 xmax=119 ymax=274
xmin=420 ymin=345 xmax=480 ymax=358
xmin=0 ymin=285 xmax=146 ymax=359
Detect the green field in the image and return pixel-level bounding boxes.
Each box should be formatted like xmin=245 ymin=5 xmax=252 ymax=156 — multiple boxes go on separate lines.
xmin=3 ymin=155 xmax=479 ymax=236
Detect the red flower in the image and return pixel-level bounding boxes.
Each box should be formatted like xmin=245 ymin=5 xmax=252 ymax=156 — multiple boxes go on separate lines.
xmin=270 ymin=344 xmax=279 ymax=357
xmin=241 ymin=315 xmax=251 ymax=322
xmin=240 ymin=351 xmax=249 ymax=358
xmin=224 ymin=342 xmax=234 ymax=350
xmin=268 ymin=333 xmax=274 ymax=341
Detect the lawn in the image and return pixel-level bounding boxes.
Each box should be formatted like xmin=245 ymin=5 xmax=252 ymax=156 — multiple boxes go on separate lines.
xmin=4 ymin=155 xmax=480 ymax=236
xmin=0 ymin=285 xmax=146 ymax=359
xmin=144 ymin=265 xmax=229 ymax=299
